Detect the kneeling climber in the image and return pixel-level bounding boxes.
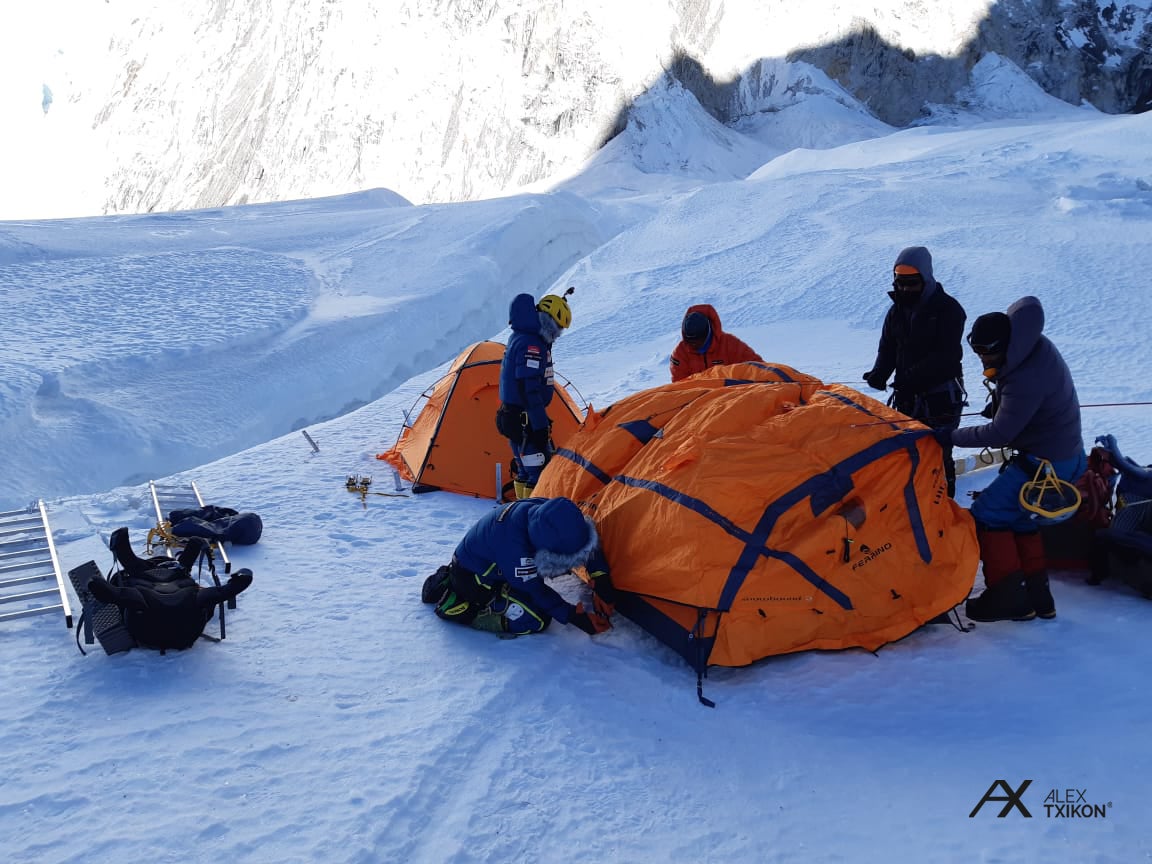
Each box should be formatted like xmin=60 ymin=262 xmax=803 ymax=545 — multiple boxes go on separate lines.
xmin=421 ymin=496 xmax=613 ymax=636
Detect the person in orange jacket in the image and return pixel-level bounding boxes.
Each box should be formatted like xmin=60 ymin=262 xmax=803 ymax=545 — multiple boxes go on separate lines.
xmin=669 ymin=304 xmax=763 ymax=382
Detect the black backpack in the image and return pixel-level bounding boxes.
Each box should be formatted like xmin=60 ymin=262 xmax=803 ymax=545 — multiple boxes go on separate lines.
xmin=74 ymin=528 xmax=252 ymax=654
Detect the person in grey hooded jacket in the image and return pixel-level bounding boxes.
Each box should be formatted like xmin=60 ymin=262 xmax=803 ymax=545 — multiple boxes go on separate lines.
xmin=863 ymin=246 xmax=967 ymax=497
xmin=937 ymin=295 xmax=1085 ymax=623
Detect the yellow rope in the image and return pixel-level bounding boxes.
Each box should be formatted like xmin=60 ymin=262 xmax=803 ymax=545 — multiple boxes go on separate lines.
xmin=1019 ymin=458 xmax=1082 ymax=522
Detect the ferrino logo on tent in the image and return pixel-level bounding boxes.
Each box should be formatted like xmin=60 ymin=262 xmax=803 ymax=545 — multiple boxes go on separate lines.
xmin=850 ymin=541 xmax=893 ymax=571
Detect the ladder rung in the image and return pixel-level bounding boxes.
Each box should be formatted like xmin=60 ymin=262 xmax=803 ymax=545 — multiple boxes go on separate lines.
xmin=0 ymin=546 xmax=50 ymax=562
xmin=0 ymin=541 xmax=47 ymax=555
xmin=0 ymin=603 xmax=65 ymax=623
xmin=0 ymin=507 xmax=39 ymax=520
xmin=1 ymin=571 xmax=52 ymax=587
xmin=0 ymin=525 xmax=47 ymax=541
xmin=0 ymin=558 xmax=53 ymax=575
xmin=0 ymin=587 xmax=58 ymax=604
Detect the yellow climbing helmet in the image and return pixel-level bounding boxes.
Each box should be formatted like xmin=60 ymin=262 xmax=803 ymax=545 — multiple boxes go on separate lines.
xmin=537 ymin=287 xmax=575 ymax=329
xmin=1019 ymin=458 xmax=1082 ymax=525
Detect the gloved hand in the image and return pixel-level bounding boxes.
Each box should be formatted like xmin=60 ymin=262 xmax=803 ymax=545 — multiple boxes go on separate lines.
xmin=980 ymin=402 xmax=996 ymax=419
xmin=1094 ymin=433 xmax=1150 ymax=479
xmin=932 ymin=427 xmax=952 ymax=449
xmin=526 ymin=425 xmax=551 ymax=453
xmin=592 ymin=592 xmax=615 ymax=618
xmin=585 ymin=550 xmax=610 ymax=585
xmin=569 ymin=602 xmax=611 ymax=635
xmin=585 ymin=550 xmax=616 ymax=616
xmin=862 ymin=370 xmax=887 ymax=391
xmin=1095 ymin=434 xmax=1121 ymax=461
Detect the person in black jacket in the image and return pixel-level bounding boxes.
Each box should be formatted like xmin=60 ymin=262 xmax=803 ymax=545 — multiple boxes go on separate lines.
xmin=863 ymin=246 xmax=967 ymax=497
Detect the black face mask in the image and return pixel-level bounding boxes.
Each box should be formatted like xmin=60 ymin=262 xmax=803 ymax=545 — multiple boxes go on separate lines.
xmin=891 ymin=289 xmax=923 ymax=307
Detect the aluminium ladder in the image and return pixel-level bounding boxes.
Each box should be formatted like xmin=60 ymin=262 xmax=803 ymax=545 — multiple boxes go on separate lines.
xmin=148 ymin=479 xmax=232 ymax=575
xmin=0 ymin=501 xmax=73 ymax=628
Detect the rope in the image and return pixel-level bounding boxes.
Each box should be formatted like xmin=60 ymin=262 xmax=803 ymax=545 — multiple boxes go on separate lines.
xmin=1019 ymin=458 xmax=1082 ymax=522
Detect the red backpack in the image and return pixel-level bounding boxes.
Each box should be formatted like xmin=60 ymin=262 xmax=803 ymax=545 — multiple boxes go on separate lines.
xmin=1075 ymin=447 xmax=1118 ymax=529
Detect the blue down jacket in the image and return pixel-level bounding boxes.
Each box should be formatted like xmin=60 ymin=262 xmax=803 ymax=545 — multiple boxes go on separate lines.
xmin=452 ymin=498 xmax=601 ymax=624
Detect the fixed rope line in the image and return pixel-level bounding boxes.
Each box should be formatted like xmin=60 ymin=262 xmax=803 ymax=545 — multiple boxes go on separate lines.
xmin=848 ymin=400 xmax=1152 ymax=428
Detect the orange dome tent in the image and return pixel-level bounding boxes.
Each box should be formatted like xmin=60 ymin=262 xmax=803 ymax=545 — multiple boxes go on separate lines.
xmin=535 ymin=362 xmax=977 ymax=675
xmin=380 ymin=341 xmax=584 ymax=499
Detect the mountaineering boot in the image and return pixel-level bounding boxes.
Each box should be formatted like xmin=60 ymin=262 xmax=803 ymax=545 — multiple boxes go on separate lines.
xmin=965 ymin=577 xmax=1036 ymax=622
xmin=513 ymin=480 xmax=535 ymax=500
xmin=421 ymin=565 xmax=452 ymax=605
xmin=966 ymin=528 xmax=1035 ymax=622
xmin=1016 ymin=531 xmax=1056 ymax=619
xmin=1024 ymin=574 xmax=1056 ymax=620
xmin=434 ymin=590 xmax=476 ymax=625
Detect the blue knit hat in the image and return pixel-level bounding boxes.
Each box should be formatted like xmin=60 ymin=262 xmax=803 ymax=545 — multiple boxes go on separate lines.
xmin=682 ymin=311 xmax=711 ymax=344
xmin=527 ymin=498 xmax=590 ymax=555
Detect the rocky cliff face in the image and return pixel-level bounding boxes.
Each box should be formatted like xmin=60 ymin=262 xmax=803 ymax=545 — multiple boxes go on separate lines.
xmin=12 ymin=0 xmax=1150 ymax=218
xmin=975 ymin=0 xmax=1151 ymax=114
xmin=786 ymin=0 xmax=1150 ymax=126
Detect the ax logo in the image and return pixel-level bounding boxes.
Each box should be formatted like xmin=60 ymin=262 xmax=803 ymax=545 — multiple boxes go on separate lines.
xmin=970 ymin=779 xmax=1033 ymax=818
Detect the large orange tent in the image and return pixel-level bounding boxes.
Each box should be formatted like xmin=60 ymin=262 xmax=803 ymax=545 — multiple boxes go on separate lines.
xmin=536 ymin=361 xmax=977 ymax=676
xmin=380 ymin=341 xmax=585 ymax=499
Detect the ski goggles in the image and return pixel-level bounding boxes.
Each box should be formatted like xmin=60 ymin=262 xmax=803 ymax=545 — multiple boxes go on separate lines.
xmin=891 ymin=274 xmax=925 ymax=290
xmin=967 ymin=333 xmax=1008 ymax=355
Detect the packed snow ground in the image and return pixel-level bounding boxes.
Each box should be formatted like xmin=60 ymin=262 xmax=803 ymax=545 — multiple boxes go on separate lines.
xmin=2 ymin=57 xmax=1152 ymax=862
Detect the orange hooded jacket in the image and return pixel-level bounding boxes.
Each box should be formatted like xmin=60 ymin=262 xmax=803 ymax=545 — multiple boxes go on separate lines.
xmin=669 ymin=304 xmax=763 ymax=382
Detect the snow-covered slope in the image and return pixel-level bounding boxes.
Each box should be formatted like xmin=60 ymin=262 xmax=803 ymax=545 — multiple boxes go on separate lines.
xmin=2 ymin=43 xmax=1152 ymax=864
xmin=4 ymin=102 xmax=1152 ymax=864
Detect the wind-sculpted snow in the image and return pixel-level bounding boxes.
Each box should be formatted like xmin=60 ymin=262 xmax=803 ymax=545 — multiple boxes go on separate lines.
xmin=0 ymin=191 xmax=606 ymax=508
xmin=4 ymin=249 xmax=312 ymax=365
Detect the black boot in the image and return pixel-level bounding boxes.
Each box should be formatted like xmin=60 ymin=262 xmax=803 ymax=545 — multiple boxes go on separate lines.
xmin=421 ymin=566 xmax=452 ymax=605
xmin=1024 ymin=573 xmax=1056 ymax=619
xmin=965 ymin=577 xmax=1036 ymax=623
